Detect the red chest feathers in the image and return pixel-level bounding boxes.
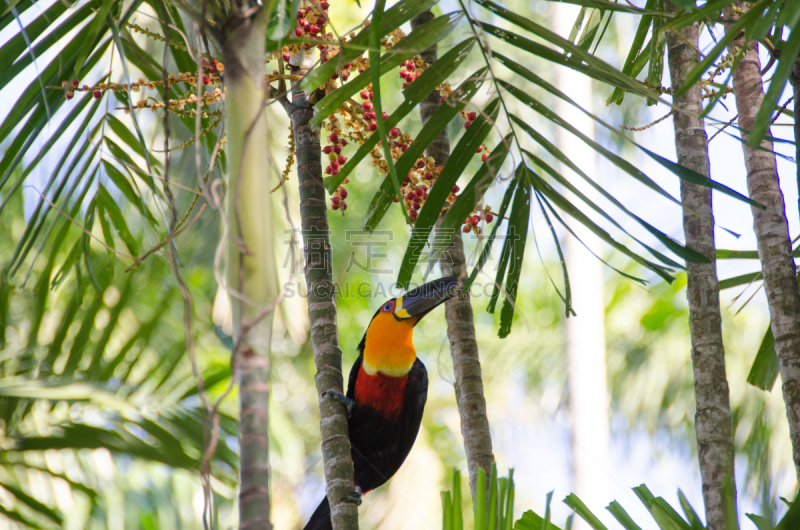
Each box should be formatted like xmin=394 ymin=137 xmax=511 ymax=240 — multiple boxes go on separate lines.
xmin=354 ymin=366 xmax=409 ymax=422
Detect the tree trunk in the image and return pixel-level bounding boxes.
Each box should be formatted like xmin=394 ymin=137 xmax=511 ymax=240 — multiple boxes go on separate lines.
xmin=288 ymin=50 xmax=359 ymax=529
xmin=726 ymin=2 xmax=800 ymax=483
xmin=666 ymin=5 xmax=738 ymax=527
xmin=221 ymin=5 xmax=277 ymax=529
xmin=551 ymin=5 xmax=611 ymax=527
xmin=411 ymin=11 xmax=495 ymax=501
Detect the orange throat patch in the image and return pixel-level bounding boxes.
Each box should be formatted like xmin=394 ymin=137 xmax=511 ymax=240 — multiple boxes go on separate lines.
xmin=361 ymin=311 xmax=418 ymax=376
xmin=354 ymin=365 xmax=409 ymax=421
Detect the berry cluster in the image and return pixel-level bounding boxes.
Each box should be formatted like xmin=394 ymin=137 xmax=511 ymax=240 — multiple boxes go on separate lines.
xmin=59 ymin=61 xmax=224 ymax=101
xmin=399 ymin=58 xmax=426 ymax=89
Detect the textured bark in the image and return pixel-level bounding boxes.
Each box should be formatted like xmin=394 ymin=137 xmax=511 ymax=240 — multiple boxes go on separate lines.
xmin=221 ymin=4 xmax=277 ymax=528
xmin=411 ymin=11 xmax=495 ymax=500
xmin=666 ymin=6 xmax=738 ymax=527
xmin=288 ymin=51 xmax=358 ymax=529
xmin=726 ymin=3 xmax=800 ymax=482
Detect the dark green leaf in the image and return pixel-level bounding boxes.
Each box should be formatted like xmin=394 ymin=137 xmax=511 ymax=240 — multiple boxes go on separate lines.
xmin=747 ymin=324 xmax=779 ymax=391
xmin=432 ymin=135 xmax=512 ymax=270
xmin=322 ymin=39 xmax=476 ymax=191
xmin=498 ymin=178 xmax=530 ymax=338
xmin=299 ymin=0 xmax=437 ymax=91
xmin=396 ymin=98 xmax=501 ymax=288
xmin=362 ymin=67 xmax=487 ymax=231
xmin=311 ymin=13 xmax=464 ymax=126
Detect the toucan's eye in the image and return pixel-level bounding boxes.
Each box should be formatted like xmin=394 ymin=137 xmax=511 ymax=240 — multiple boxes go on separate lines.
xmin=381 ymin=301 xmax=395 ymax=312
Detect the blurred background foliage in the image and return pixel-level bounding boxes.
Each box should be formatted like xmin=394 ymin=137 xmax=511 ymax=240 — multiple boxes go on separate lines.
xmin=1 ymin=0 xmax=798 ymax=528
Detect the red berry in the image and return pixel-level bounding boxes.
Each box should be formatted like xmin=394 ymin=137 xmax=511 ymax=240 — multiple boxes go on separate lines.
xmin=401 ymin=145 xmax=408 ymax=152
xmin=345 ymin=63 xmax=351 ymax=69
xmin=345 ymin=178 xmax=350 ymax=183
xmin=332 ymin=196 xmax=341 ymax=206
xmin=382 ymin=112 xmax=388 ymax=119
xmin=415 ymin=188 xmax=424 ymax=197
xmin=368 ymin=92 xmax=374 ymax=100
xmin=390 ymin=128 xmax=400 ymax=138
xmin=323 ymin=146 xmax=332 ymax=154
xmin=310 ymin=24 xmax=320 ymax=33
xmin=72 ymin=79 xmax=79 ymax=87
xmin=424 ymin=173 xmax=433 ymax=180
xmin=341 ymin=140 xmax=348 ymax=146
xmin=329 ymin=133 xmax=339 ymax=143
xmin=333 ymin=145 xmax=342 ymax=154
xmin=440 ymin=96 xmax=445 ymax=102
xmin=402 ymin=83 xmax=408 ymax=89
xmin=325 ymin=166 xmax=332 ymax=174
xmin=331 ymin=161 xmax=339 ymax=171
xmin=361 ymin=91 xmax=370 ymax=99
xmin=368 ymin=121 xmax=377 ymax=131
xmin=339 ymin=188 xmax=348 ymax=199
xmin=409 ymin=210 xmax=418 ymax=219
xmin=452 ymin=185 xmax=460 ymax=193
xmin=400 ymin=70 xmax=408 ymax=79
xmin=295 ymin=27 xmax=304 ymax=37
xmin=416 ymin=160 xmax=425 ymax=169
xmin=469 ymin=216 xmax=480 ymax=226
xmin=65 ymin=91 xmax=74 ymax=100
xmin=462 ymin=225 xmax=470 ymax=233
xmin=332 ymin=202 xmax=340 ymax=210
xmin=331 ymin=168 xmax=339 ymax=175
xmin=362 ymin=101 xmax=373 ymax=111
xmin=485 ymin=214 xmax=494 ymax=223
xmin=467 ymin=112 xmax=477 ymax=121
xmin=341 ymin=73 xmax=349 ymax=81
xmin=283 ymin=54 xmax=291 ymax=62
xmin=202 ymin=77 xmax=210 ymax=85
xmin=406 ymin=62 xmax=415 ymax=71
xmin=464 ymin=121 xmax=471 ymax=129
xmin=338 ymin=156 xmax=347 ymax=165
xmin=317 ymin=16 xmax=325 ymax=25
xmin=321 ymin=1 xmax=330 ymax=8
xmin=413 ymin=202 xmax=421 ymax=211
xmin=341 ymin=202 xmax=348 ymax=211
xmin=93 ymin=90 xmax=102 ymax=99
xmin=477 ymin=147 xmax=483 ymax=153
xmin=393 ymin=196 xmax=400 ymax=203
xmin=297 ymin=10 xmax=304 ymax=18
xmin=482 ymin=153 xmax=489 ymax=161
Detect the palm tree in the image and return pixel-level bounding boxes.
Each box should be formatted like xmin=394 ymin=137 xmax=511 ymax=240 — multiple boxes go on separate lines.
xmin=0 ymin=0 xmax=771 ymax=527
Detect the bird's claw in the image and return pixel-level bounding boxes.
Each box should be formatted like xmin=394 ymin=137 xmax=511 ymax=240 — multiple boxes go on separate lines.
xmin=340 ymin=487 xmax=363 ymax=505
xmin=323 ymin=390 xmax=355 ymax=418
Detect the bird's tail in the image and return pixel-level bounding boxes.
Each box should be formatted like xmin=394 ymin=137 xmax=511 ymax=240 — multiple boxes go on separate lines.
xmin=303 ymin=496 xmax=332 ymax=530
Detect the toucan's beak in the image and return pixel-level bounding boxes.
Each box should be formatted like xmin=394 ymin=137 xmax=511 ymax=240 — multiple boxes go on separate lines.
xmin=394 ymin=277 xmax=460 ymax=321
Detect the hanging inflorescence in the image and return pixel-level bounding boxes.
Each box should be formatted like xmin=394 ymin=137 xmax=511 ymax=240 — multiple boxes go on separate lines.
xmin=54 ymin=0 xmax=499 ymax=233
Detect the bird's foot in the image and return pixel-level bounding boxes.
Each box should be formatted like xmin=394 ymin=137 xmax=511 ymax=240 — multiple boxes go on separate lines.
xmin=340 ymin=486 xmax=363 ymax=505
xmin=322 ymin=390 xmax=355 ymax=418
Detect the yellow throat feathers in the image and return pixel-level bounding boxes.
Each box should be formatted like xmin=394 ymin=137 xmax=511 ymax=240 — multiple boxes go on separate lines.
xmin=362 ymin=311 xmax=419 ymax=376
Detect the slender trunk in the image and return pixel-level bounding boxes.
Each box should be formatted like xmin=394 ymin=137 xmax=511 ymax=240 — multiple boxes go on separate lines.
xmin=552 ymin=5 xmax=610 ymax=527
xmin=412 ymin=11 xmax=495 ymax=500
xmin=221 ymin=6 xmax=277 ymax=529
xmin=288 ymin=50 xmax=359 ymax=529
xmin=665 ymin=5 xmax=738 ymax=527
xmin=726 ymin=2 xmax=800 ymax=482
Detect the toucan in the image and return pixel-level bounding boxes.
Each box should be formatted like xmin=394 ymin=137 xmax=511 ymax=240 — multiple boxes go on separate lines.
xmin=303 ymin=277 xmax=460 ymax=530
